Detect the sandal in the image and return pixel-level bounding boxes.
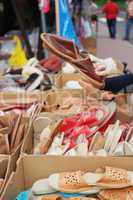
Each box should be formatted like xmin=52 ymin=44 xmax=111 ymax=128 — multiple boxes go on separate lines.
xmin=124 ymin=142 xmax=133 ymax=156
xmin=89 ymin=132 xmax=105 ymax=152
xmin=48 ymin=170 xmax=100 ymax=194
xmin=99 ymin=187 xmax=133 ymax=200
xmin=65 ymin=142 xmax=88 ymax=156
xmin=112 ymin=142 xmax=124 ymax=156
xmin=104 ymin=121 xmax=123 ymax=154
xmin=41 ymin=33 xmax=104 ymax=88
xmin=48 ymin=167 xmax=133 ymax=192
xmin=42 ymin=195 xmax=62 ymax=200
xmin=31 ymin=178 xmax=56 ymax=195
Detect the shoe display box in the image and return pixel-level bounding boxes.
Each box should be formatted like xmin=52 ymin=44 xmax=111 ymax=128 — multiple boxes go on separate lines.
xmin=44 ymin=89 xmax=85 ymax=114
xmin=2 ymin=155 xmax=133 ymax=200
xmin=0 ymin=147 xmax=20 ymax=199
xmin=21 ymin=119 xmax=61 ymax=155
xmin=54 ymin=73 xmax=82 ymax=89
xmin=0 ymin=91 xmax=44 ymax=104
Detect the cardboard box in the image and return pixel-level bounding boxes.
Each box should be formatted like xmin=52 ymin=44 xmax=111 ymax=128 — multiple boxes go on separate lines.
xmin=0 ymin=158 xmax=9 ymax=196
xmin=0 ymin=145 xmax=20 ymax=198
xmin=21 ymin=120 xmax=61 ymax=155
xmin=44 ymin=89 xmax=84 ymax=113
xmin=0 ymin=91 xmax=44 ymax=104
xmin=80 ymin=37 xmax=97 ymax=55
xmin=54 ymin=73 xmax=82 ymax=89
xmin=3 ymin=155 xmax=133 ymax=200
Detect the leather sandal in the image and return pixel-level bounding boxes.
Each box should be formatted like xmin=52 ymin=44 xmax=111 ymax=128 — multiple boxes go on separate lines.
xmin=41 ymin=33 xmax=104 ymax=88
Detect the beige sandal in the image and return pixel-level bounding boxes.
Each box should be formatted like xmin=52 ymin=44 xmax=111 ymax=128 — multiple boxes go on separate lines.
xmin=48 ymin=167 xmax=133 ymax=193
xmin=48 ymin=170 xmax=100 ymax=194
xmin=99 ymin=187 xmax=133 ymax=200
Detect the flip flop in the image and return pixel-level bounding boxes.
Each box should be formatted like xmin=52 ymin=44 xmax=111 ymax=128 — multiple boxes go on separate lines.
xmin=48 ymin=167 xmax=133 ymax=192
xmin=31 ymin=178 xmax=56 ymax=195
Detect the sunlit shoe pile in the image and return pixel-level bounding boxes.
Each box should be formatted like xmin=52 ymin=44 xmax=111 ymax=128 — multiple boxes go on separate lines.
xmin=27 ymin=166 xmax=133 ymax=200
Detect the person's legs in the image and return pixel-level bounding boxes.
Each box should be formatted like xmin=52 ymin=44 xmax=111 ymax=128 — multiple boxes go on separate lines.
xmin=104 ymin=73 xmax=133 ymax=93
xmin=125 ymin=18 xmax=133 ymax=40
xmin=111 ymin=19 xmax=116 ymax=38
xmin=107 ymin=19 xmax=113 ymax=38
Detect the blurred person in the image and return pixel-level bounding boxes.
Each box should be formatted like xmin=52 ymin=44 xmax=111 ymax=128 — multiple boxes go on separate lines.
xmin=124 ymin=0 xmax=133 ymax=40
xmin=103 ymin=0 xmax=119 ymax=39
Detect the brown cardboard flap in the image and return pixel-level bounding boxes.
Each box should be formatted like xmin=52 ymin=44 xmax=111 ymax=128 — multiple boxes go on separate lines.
xmin=2 ymin=158 xmax=24 ymax=200
xmin=45 ymin=89 xmax=84 ymax=112
xmin=0 ymin=159 xmax=8 ymax=179
xmin=54 ymin=73 xmax=82 ymax=88
xmin=21 ymin=119 xmax=61 ymax=155
xmin=3 ymin=155 xmax=133 ymax=200
xmin=0 ymin=91 xmax=43 ymax=104
xmin=0 ymin=158 xmax=8 ymax=196
xmin=0 ymin=141 xmax=21 ymax=197
xmin=21 ymin=125 xmax=34 ymax=154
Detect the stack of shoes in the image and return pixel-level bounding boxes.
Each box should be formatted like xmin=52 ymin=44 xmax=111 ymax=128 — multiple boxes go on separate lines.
xmin=34 ymin=101 xmax=133 ymax=156
xmin=34 ymin=102 xmax=117 ymax=156
xmin=26 ymin=166 xmax=133 ymax=200
xmin=35 ymin=119 xmax=133 ymax=157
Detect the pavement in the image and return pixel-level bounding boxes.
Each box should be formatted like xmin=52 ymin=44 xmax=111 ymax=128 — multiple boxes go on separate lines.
xmin=97 ymin=12 xmax=133 ymax=72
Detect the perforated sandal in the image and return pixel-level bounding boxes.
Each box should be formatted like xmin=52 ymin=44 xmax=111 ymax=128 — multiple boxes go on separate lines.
xmin=89 ymin=132 xmax=105 ymax=152
xmin=48 ymin=171 xmax=100 ymax=194
xmin=49 ymin=167 xmax=133 ymax=193
xmin=99 ymin=187 xmax=133 ymax=200
xmin=84 ymin=166 xmax=133 ymax=189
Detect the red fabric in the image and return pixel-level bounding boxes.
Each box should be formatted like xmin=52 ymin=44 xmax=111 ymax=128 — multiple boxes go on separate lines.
xmin=103 ymin=2 xmax=119 ymax=20
xmin=38 ymin=0 xmax=50 ymax=13
xmin=43 ymin=0 xmax=50 ymax=13
xmin=40 ymin=55 xmax=62 ymax=73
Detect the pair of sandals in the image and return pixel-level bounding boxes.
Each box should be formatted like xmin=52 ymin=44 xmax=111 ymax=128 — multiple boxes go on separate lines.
xmin=88 ymin=120 xmax=133 ymax=156
xmin=41 ymin=33 xmax=104 ymax=89
xmin=34 ymin=102 xmax=116 ymax=155
xmin=31 ymin=166 xmax=133 ymax=200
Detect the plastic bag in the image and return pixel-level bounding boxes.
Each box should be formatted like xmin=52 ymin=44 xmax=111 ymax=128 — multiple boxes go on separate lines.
xmin=8 ymin=36 xmax=27 ymax=69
